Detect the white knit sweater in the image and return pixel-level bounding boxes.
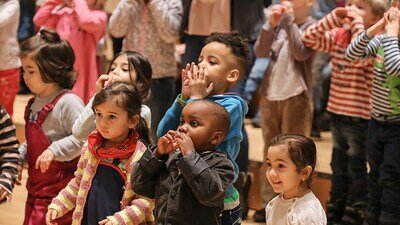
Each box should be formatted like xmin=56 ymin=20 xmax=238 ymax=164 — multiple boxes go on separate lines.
xmin=0 ymin=0 xmax=21 ymax=70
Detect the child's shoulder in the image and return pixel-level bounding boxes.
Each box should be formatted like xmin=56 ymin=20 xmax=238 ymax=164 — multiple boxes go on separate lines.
xmin=56 ymin=92 xmax=85 ymax=108
xmin=209 ymin=93 xmax=248 ymax=111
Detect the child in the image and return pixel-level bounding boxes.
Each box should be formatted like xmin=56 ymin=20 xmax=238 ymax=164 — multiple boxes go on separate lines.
xmin=0 ymin=0 xmax=21 ymax=117
xmin=0 ymin=104 xmax=19 ymax=204
xmin=72 ymin=51 xmax=152 ymax=143
xmin=46 ymin=82 xmax=155 ymax=225
xmin=157 ymin=32 xmax=249 ymax=224
xmin=302 ymin=0 xmax=388 ymax=223
xmin=131 ymin=99 xmax=235 ymax=225
xmin=33 ymin=0 xmax=107 ymax=103
xmin=253 ymin=0 xmax=315 ymax=221
xmin=265 ymin=134 xmax=326 ymax=225
xmin=18 ymin=29 xmax=85 ymax=225
xmin=346 ymin=5 xmax=400 ymax=224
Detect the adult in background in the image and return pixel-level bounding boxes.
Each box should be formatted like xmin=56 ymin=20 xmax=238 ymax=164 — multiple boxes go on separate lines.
xmin=109 ymin=0 xmax=182 ymax=143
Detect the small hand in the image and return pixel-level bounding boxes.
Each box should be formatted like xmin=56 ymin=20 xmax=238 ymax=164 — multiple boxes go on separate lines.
xmin=281 ymin=1 xmax=293 ymax=17
xmin=181 ymin=63 xmax=192 ymax=101
xmin=334 ymin=7 xmax=350 ymax=25
xmin=0 ymin=187 xmax=10 ymax=203
xmin=45 ymin=209 xmax=58 ymax=225
xmin=188 ymin=66 xmax=213 ymax=99
xmin=156 ymin=130 xmax=179 ymax=157
xmin=103 ymin=74 xmax=122 ymax=87
xmin=16 ymin=163 xmax=23 ymax=186
xmin=95 ymin=74 xmax=109 ymax=92
xmin=35 ymin=149 xmax=55 ymax=173
xmin=385 ymin=7 xmax=400 ymax=36
xmin=98 ymin=218 xmax=112 ymax=225
xmin=268 ymin=4 xmax=284 ymax=28
xmin=366 ymin=17 xmax=385 ymax=36
xmin=174 ymin=132 xmax=195 ymax=156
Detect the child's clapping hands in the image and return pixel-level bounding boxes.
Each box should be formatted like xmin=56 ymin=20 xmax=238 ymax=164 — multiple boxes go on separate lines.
xmin=156 ymin=130 xmax=195 ymax=157
xmin=385 ymin=6 xmax=400 ymax=36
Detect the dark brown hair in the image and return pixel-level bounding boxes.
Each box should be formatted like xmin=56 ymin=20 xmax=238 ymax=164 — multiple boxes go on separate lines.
xmin=205 ymin=32 xmax=249 ymax=78
xmin=92 ymin=82 xmax=150 ymax=145
xmin=269 ymin=134 xmax=317 ymax=188
xmin=20 ymin=29 xmax=77 ymax=90
xmin=107 ymin=51 xmax=152 ymax=103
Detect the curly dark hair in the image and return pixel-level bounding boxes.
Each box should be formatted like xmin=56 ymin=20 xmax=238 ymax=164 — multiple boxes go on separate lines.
xmin=20 ymin=29 xmax=77 ymax=90
xmin=107 ymin=51 xmax=152 ymax=104
xmin=205 ymin=32 xmax=249 ymax=77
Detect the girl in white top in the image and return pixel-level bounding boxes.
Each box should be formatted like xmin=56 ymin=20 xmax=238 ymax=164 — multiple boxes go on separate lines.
xmin=72 ymin=51 xmax=152 ymax=144
xmin=265 ymin=134 xmax=327 ymax=225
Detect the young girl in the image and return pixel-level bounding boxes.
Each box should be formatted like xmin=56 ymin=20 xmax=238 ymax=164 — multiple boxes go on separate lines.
xmin=33 ymin=0 xmax=107 ymax=103
xmin=45 ymin=82 xmax=155 ymax=225
xmin=18 ymin=29 xmax=85 ymax=225
xmin=72 ymin=51 xmax=152 ymax=143
xmin=0 ymin=0 xmax=21 ymax=117
xmin=265 ymin=134 xmax=327 ymax=225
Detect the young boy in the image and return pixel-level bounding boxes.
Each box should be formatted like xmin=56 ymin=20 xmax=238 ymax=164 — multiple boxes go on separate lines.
xmin=0 ymin=104 xmax=19 ymax=204
xmin=302 ymin=0 xmax=388 ymax=224
xmin=132 ymin=99 xmax=235 ymax=225
xmin=157 ymin=32 xmax=249 ymax=224
xmin=346 ymin=5 xmax=400 ymax=225
xmin=252 ymin=0 xmax=315 ymax=221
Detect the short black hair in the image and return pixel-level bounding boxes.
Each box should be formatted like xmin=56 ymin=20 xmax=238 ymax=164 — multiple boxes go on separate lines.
xmin=205 ymin=32 xmax=249 ymax=78
xmin=20 ymin=29 xmax=77 ymax=90
xmin=192 ymin=99 xmax=230 ymax=138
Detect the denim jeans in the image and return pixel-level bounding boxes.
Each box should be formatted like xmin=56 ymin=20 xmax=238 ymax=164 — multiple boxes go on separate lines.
xmin=243 ymin=57 xmax=269 ymax=102
xmin=365 ymin=119 xmax=400 ymax=222
xmin=221 ymin=204 xmax=242 ymax=225
xmin=329 ymin=114 xmax=368 ymax=203
xmin=149 ymin=77 xmax=176 ymax=144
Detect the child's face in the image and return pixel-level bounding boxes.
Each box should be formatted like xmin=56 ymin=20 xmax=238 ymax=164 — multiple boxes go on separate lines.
xmin=94 ymin=100 xmax=138 ymax=144
xmin=266 ymin=144 xmax=305 ymax=199
xmin=345 ymin=0 xmax=378 ymax=27
xmin=177 ymin=101 xmax=221 ymax=151
xmin=198 ymin=42 xmax=239 ymax=94
xmin=108 ymin=54 xmax=137 ymax=84
xmin=21 ymin=55 xmax=56 ymax=98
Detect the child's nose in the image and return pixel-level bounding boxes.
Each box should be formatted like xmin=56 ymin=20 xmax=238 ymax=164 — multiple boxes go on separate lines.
xmin=177 ymin=125 xmax=187 ymax=133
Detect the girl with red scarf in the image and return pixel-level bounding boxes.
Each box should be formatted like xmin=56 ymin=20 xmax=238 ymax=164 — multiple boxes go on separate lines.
xmin=45 ymin=82 xmax=155 ymax=225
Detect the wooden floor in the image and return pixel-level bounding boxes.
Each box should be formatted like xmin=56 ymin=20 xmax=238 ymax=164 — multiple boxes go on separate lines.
xmin=0 ymin=95 xmax=333 ymax=225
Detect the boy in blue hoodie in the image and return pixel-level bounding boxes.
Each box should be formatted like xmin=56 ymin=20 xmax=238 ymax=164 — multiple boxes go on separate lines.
xmin=157 ymin=32 xmax=249 ymax=225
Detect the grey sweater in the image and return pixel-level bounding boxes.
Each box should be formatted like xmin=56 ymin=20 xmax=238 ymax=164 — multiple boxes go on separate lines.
xmin=19 ymin=90 xmax=85 ymax=162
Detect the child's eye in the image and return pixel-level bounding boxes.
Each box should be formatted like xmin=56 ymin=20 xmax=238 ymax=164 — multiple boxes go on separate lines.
xmin=209 ymin=60 xmax=217 ymax=65
xmin=179 ymin=119 xmax=184 ymax=125
xmin=95 ymin=112 xmax=102 ymax=118
xmin=278 ymin=164 xmax=285 ymax=169
xmin=109 ymin=115 xmax=116 ymax=119
xmin=190 ymin=121 xmax=199 ymax=127
xmin=266 ymin=162 xmax=272 ymax=167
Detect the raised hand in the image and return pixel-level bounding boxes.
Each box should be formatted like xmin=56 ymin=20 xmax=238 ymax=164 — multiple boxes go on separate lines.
xmin=281 ymin=1 xmax=294 ymax=17
xmin=366 ymin=17 xmax=385 ymax=37
xmin=268 ymin=4 xmax=284 ymax=28
xmin=95 ymin=74 xmax=109 ymax=92
xmin=181 ymin=63 xmax=192 ymax=101
xmin=156 ymin=130 xmax=179 ymax=157
xmin=174 ymin=132 xmax=195 ymax=156
xmin=188 ymin=66 xmax=213 ymax=99
xmin=385 ymin=7 xmax=400 ymax=36
xmin=35 ymin=149 xmax=55 ymax=173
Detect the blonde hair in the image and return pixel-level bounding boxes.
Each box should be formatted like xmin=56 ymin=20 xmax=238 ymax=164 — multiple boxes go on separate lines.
xmin=364 ymin=0 xmax=391 ymax=17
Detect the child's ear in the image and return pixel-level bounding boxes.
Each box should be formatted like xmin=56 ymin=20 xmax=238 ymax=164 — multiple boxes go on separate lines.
xmin=300 ymin=165 xmax=313 ymax=182
xmin=128 ymin=114 xmax=140 ymax=129
xmin=210 ymin=131 xmax=224 ymax=145
xmin=227 ymin=69 xmax=240 ymax=84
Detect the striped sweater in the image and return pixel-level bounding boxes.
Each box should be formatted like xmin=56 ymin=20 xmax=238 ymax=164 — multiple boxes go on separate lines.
xmin=0 ymin=105 xmax=19 ymax=199
xmin=346 ymin=31 xmax=400 ymax=122
xmin=48 ymin=140 xmax=155 ymax=225
xmin=303 ymin=10 xmax=373 ymax=120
